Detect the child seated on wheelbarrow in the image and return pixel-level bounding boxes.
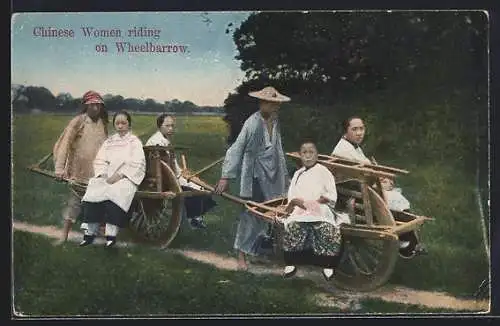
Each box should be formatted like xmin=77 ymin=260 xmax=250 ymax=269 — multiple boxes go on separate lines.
xmin=379 ymin=176 xmax=428 ymax=257
xmin=281 ymin=140 xmax=347 ymax=281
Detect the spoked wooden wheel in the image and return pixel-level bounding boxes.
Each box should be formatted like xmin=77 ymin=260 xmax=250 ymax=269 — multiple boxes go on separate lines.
xmin=332 ymin=186 xmax=399 ymax=292
xmin=127 ymin=161 xmax=183 ymax=248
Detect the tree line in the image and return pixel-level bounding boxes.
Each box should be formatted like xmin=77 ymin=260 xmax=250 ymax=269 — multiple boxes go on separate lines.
xmin=222 ymin=11 xmax=488 ymax=173
xmin=11 ymin=85 xmax=224 ymax=115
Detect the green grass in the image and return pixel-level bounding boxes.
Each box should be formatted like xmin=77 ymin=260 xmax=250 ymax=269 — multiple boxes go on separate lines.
xmin=13 ymin=231 xmax=474 ymax=316
xmin=13 ymin=231 xmax=332 ymax=316
xmin=12 ymin=113 xmax=490 ymax=314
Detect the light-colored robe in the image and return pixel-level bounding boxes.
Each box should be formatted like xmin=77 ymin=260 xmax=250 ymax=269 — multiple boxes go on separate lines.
xmin=145 ymin=131 xmax=201 ymax=190
xmin=53 ymin=114 xmax=107 ymax=181
xmin=82 ymin=132 xmax=146 ymax=212
xmin=331 ymin=137 xmax=371 ymax=164
xmin=221 ymin=110 xmax=289 ymax=199
xmin=285 ymin=163 xmax=346 ymax=229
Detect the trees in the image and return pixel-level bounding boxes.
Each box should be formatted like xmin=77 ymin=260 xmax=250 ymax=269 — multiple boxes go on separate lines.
xmin=11 ymin=87 xmax=222 ymax=115
xmin=22 ymin=86 xmax=57 ymax=111
xmin=223 ymin=11 xmax=488 ymax=168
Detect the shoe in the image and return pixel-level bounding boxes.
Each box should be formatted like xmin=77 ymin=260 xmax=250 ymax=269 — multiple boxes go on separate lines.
xmin=283 ymin=265 xmax=297 ymax=278
xmin=190 ymin=216 xmax=207 ymax=229
xmin=399 ymin=240 xmax=411 ymax=249
xmin=322 ymin=268 xmax=335 ymax=281
xmin=105 ymin=236 xmax=116 ymax=248
xmin=80 ymin=223 xmax=88 ymax=231
xmin=79 ymin=234 xmax=95 ymax=247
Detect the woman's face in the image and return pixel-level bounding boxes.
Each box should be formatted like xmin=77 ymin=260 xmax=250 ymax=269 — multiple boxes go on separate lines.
xmin=380 ymin=177 xmax=394 ymax=191
xmin=160 ymin=116 xmax=175 ymax=139
xmin=300 ymin=143 xmax=318 ymax=168
xmin=114 ymin=114 xmax=130 ymax=136
xmin=344 ymin=118 xmax=366 ymax=145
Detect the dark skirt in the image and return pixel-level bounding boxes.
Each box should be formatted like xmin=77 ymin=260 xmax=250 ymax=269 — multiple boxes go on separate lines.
xmin=82 ymin=200 xmax=130 ymax=228
xmin=181 ymin=186 xmax=217 ymax=219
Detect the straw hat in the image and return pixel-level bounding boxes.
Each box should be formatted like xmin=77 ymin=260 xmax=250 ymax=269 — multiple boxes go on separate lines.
xmin=248 ymin=86 xmax=291 ymax=103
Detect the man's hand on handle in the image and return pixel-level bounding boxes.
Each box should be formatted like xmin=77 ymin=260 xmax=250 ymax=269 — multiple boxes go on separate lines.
xmin=214 ymin=178 xmax=229 ymax=195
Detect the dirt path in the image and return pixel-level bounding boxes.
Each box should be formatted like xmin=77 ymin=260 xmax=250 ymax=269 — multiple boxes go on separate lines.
xmin=13 ymin=220 xmax=489 ymax=313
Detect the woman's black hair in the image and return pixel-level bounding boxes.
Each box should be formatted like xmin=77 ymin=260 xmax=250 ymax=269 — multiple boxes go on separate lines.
xmin=156 ymin=113 xmax=175 ymax=129
xmin=342 ymin=116 xmax=364 ymax=133
xmin=113 ymin=110 xmax=132 ymax=127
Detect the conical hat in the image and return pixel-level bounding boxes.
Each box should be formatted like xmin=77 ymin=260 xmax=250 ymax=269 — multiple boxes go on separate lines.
xmin=248 ymin=86 xmax=291 ymax=103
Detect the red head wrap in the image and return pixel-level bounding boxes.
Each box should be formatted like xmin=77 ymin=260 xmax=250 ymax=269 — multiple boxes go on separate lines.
xmin=82 ymin=90 xmax=104 ymax=105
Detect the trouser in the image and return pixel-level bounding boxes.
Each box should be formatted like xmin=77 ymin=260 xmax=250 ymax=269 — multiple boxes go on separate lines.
xmin=82 ymin=200 xmax=129 ymax=237
xmin=84 ymin=222 xmax=119 ymax=237
xmin=62 ymin=189 xmax=83 ymax=223
xmin=233 ymin=178 xmax=271 ymax=256
xmin=181 ymin=186 xmax=217 ymax=219
xmin=282 ymin=221 xmax=343 ymax=268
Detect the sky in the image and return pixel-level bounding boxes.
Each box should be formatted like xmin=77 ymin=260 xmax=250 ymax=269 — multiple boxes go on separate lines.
xmin=11 ymin=12 xmax=254 ymax=106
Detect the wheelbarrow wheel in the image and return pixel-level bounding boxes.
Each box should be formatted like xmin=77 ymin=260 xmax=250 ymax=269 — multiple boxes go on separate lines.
xmin=126 ymin=161 xmax=183 ymax=248
xmin=332 ymin=186 xmax=399 ymax=292
xmin=332 ymin=230 xmax=399 ymax=292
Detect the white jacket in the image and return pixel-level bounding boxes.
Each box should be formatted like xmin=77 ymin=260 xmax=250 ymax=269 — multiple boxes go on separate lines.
xmin=331 ymin=137 xmax=371 ymax=164
xmin=82 ymin=132 xmax=146 ymax=212
xmin=285 ymin=164 xmax=347 ymax=229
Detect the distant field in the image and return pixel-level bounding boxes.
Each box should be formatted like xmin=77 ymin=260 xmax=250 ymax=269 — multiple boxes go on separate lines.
xmin=12 ymin=113 xmax=490 ymax=312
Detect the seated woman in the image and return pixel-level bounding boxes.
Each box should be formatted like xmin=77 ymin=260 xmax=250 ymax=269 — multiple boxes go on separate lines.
xmin=281 ymin=140 xmax=344 ymax=281
xmin=332 ymin=116 xmax=426 ymax=256
xmin=145 ymin=113 xmax=217 ymax=229
xmin=80 ymin=110 xmax=146 ymax=247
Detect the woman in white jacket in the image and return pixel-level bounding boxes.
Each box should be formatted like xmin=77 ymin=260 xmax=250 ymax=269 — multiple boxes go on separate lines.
xmin=282 ymin=140 xmax=344 ymax=281
xmin=80 ymin=110 xmax=146 ymax=247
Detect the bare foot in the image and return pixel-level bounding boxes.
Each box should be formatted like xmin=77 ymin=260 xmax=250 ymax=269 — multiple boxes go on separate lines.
xmin=237 ymin=260 xmax=248 ymax=271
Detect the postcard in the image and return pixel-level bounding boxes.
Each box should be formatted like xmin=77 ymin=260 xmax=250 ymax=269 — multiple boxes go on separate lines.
xmin=11 ymin=10 xmax=492 ymax=318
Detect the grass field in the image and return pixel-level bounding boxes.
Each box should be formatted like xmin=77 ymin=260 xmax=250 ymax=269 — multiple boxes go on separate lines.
xmin=11 ymin=113 xmax=490 ymax=315
xmin=15 ymin=231 xmax=473 ymax=316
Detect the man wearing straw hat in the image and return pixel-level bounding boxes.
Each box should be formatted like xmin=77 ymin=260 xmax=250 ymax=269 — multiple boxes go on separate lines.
xmin=215 ymin=86 xmax=291 ymax=270
xmin=53 ymin=90 xmax=109 ymax=245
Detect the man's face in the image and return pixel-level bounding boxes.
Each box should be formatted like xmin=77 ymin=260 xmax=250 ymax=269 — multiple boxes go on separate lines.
xmin=86 ymin=103 xmax=102 ymax=121
xmin=259 ymin=100 xmax=281 ymax=116
xmin=300 ymin=143 xmax=318 ymax=168
xmin=345 ymin=118 xmax=366 ymax=145
xmin=160 ymin=116 xmax=175 ymax=140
